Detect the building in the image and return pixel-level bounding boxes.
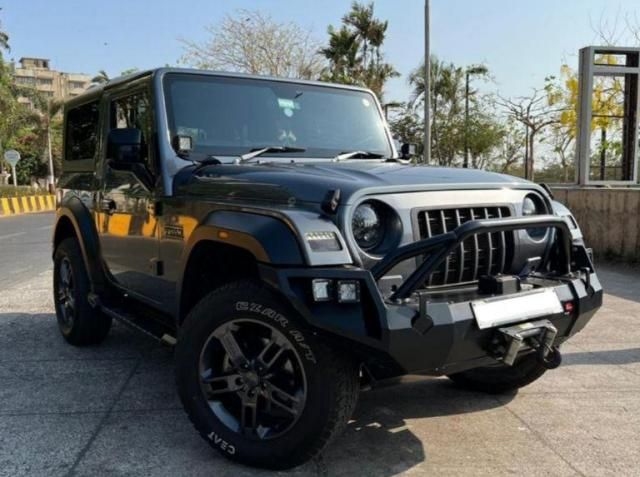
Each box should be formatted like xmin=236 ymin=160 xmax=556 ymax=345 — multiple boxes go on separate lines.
xmin=12 ymin=57 xmax=92 ymax=107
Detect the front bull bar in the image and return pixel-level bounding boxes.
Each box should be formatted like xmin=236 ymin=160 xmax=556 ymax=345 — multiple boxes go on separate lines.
xmin=371 ymin=215 xmax=574 ymax=301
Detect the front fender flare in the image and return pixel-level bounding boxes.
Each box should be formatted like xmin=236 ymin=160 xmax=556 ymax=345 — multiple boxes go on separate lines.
xmin=187 ymin=210 xmax=306 ymax=265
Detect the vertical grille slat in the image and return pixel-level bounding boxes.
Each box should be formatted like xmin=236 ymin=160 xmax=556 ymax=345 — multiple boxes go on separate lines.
xmin=455 ymin=209 xmax=465 ymax=283
xmin=440 ymin=210 xmax=450 ymax=285
xmin=470 ymin=208 xmax=480 ymax=280
xmin=416 ymin=205 xmax=513 ymax=287
xmin=497 ymin=207 xmax=507 ymax=272
xmin=484 ymin=208 xmax=494 ymax=275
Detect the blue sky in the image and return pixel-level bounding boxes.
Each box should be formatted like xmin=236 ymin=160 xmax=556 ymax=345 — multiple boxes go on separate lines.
xmin=3 ymin=0 xmax=640 ymax=102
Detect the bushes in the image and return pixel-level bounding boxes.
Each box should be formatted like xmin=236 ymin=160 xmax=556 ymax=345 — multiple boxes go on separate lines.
xmin=0 ymin=185 xmax=42 ymax=198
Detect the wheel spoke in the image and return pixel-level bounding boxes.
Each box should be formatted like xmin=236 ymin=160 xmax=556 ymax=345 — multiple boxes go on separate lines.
xmin=60 ymin=261 xmax=71 ymax=286
xmin=214 ymin=326 xmax=249 ymax=369
xmin=256 ymin=336 xmax=288 ymax=371
xmin=264 ymin=382 xmax=300 ymax=416
xmin=201 ymin=370 xmax=244 ymax=397
xmin=240 ymin=399 xmax=258 ymax=434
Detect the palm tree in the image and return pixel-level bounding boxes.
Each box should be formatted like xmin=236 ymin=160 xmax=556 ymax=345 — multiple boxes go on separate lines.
xmin=321 ymin=2 xmax=397 ymax=98
xmin=91 ymin=70 xmax=110 ymax=85
xmin=320 ymin=26 xmax=360 ymax=84
xmin=0 ymin=15 xmax=9 ymax=53
xmin=343 ymin=2 xmax=374 ymax=65
xmin=27 ymin=91 xmax=63 ymax=187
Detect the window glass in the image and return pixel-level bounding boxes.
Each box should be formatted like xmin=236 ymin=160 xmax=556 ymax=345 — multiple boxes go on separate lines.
xmin=163 ymin=74 xmax=392 ymax=158
xmin=65 ymin=101 xmax=99 ymax=161
xmin=111 ymin=91 xmax=153 ymax=164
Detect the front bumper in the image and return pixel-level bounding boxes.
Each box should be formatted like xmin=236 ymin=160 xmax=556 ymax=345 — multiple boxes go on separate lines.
xmin=260 ymin=215 xmax=603 ymax=379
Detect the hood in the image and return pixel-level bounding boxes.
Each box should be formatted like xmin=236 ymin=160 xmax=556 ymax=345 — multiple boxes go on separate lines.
xmin=178 ymin=160 xmax=537 ymax=205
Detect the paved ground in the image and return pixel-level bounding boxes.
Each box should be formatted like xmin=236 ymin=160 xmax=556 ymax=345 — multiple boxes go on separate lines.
xmin=0 ymin=213 xmax=639 ymax=476
xmin=0 ymin=212 xmax=53 ymax=289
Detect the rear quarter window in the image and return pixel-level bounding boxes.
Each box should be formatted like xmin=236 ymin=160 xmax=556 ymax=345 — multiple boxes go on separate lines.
xmin=65 ymin=101 xmax=99 ymax=162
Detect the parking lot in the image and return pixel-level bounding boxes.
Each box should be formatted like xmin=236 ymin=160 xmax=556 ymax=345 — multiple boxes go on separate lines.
xmin=0 ymin=213 xmax=639 ymax=476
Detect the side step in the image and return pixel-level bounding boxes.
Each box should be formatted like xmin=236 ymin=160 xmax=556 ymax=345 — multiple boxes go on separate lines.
xmin=90 ymin=294 xmax=177 ymax=347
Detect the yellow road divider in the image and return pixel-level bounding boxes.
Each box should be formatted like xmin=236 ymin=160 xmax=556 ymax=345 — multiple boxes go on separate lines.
xmin=0 ymin=195 xmax=55 ymax=216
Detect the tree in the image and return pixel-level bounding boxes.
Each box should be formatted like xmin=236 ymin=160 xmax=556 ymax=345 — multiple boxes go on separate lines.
xmin=407 ymin=57 xmax=502 ymax=168
xmin=180 ymin=10 xmax=324 ymax=80
xmin=91 ymin=69 xmax=109 ymax=85
xmin=388 ymin=104 xmax=423 ymax=147
xmin=487 ymin=118 xmax=526 ymax=174
xmin=496 ymin=89 xmax=559 ymax=180
xmin=546 ymin=58 xmax=628 ymax=181
xmin=320 ymin=2 xmax=399 ymax=99
xmin=466 ymin=107 xmax=506 ymax=170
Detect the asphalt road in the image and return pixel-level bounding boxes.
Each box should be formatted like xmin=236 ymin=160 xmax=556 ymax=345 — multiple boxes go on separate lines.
xmin=0 ymin=215 xmax=639 ymax=476
xmin=0 ymin=212 xmax=54 ymax=289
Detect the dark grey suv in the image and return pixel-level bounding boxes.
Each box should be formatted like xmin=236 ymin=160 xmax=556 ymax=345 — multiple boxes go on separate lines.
xmin=52 ymin=68 xmax=602 ymax=469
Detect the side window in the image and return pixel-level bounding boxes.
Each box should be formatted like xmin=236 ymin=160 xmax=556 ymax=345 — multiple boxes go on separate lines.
xmin=110 ymin=91 xmax=153 ymax=165
xmin=65 ymin=101 xmax=99 ymax=161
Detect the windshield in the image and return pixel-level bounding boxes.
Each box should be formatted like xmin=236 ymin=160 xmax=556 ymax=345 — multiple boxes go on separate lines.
xmin=163 ymin=73 xmax=392 ymax=159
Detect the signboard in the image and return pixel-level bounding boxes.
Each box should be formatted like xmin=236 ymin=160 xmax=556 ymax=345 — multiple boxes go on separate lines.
xmin=4 ymin=149 xmax=20 ymax=167
xmin=3 ymin=150 xmax=21 ymax=187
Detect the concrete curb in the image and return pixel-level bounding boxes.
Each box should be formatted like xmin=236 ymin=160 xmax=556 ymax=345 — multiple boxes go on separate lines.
xmin=0 ymin=195 xmax=55 ymax=216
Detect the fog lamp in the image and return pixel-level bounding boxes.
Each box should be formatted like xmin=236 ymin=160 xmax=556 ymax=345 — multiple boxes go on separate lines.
xmin=337 ymin=280 xmax=360 ymax=303
xmin=312 ymin=279 xmax=333 ymax=302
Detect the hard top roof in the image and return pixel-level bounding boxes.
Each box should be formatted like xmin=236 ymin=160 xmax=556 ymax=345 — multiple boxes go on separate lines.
xmin=65 ymin=67 xmax=374 ymax=108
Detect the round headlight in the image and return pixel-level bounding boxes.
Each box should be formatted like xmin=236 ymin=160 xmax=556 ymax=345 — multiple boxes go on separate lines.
xmin=523 ymin=194 xmax=547 ymax=239
xmin=352 ymin=203 xmax=384 ymax=251
xmin=523 ymin=197 xmax=538 ymax=216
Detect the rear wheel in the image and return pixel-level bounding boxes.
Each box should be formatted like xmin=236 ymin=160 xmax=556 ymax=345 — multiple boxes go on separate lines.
xmin=53 ymin=237 xmax=111 ymax=346
xmin=447 ymin=353 xmax=548 ymax=394
xmin=175 ymin=281 xmax=359 ymax=470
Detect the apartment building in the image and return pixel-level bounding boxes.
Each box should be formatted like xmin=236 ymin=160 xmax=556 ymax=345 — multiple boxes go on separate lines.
xmin=13 ymin=57 xmax=91 ymax=107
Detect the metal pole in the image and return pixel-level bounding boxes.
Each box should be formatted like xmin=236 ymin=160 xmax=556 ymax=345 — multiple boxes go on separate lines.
xmin=423 ymin=0 xmax=431 ymax=164
xmin=464 ymin=71 xmax=470 ymax=168
xmin=47 ymin=125 xmax=55 ymax=192
xmin=46 ymin=99 xmax=55 ymax=191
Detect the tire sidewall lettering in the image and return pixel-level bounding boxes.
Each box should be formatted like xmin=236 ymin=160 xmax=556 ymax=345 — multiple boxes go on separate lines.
xmin=206 ymin=430 xmax=236 ymax=455
xmin=234 ymin=301 xmax=316 ymax=364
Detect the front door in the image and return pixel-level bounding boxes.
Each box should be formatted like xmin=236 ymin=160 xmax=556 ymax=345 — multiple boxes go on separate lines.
xmin=97 ymin=88 xmax=162 ymax=305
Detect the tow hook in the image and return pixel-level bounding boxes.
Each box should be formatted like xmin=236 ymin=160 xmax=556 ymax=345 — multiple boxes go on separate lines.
xmin=498 ymin=320 xmax=560 ymax=368
xmin=538 ymin=344 xmax=562 ymax=369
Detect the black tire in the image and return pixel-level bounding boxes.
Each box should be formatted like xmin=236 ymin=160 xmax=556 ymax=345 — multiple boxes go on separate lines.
xmin=447 ymin=353 xmax=548 ymax=394
xmin=175 ymin=280 xmax=359 ymax=470
xmin=53 ymin=237 xmax=112 ymax=346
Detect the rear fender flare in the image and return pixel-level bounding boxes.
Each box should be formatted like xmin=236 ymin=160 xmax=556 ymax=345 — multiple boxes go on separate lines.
xmin=54 ymin=197 xmax=106 ymax=292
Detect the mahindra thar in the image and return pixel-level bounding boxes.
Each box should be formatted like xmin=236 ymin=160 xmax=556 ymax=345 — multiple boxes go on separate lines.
xmin=52 ymin=68 xmax=602 ymax=469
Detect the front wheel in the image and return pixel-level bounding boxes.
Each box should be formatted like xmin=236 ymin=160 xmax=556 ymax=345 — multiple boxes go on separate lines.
xmin=447 ymin=353 xmax=548 ymax=394
xmin=175 ymin=281 xmax=359 ymax=470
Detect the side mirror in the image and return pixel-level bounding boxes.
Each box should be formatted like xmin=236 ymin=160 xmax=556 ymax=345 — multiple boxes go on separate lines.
xmin=107 ymin=128 xmax=143 ymax=164
xmin=400 ymin=143 xmax=417 ymax=160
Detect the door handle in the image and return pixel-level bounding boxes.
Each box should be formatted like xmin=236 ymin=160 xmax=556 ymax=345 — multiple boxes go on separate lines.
xmin=100 ymin=199 xmax=116 ymax=215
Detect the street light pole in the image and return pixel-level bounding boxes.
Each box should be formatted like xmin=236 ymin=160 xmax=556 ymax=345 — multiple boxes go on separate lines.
xmin=423 ymin=0 xmax=431 ymax=165
xmin=47 ymin=125 xmax=54 ymax=192
xmin=463 ymin=65 xmax=488 ymax=169
xmin=46 ymin=100 xmax=55 ymax=192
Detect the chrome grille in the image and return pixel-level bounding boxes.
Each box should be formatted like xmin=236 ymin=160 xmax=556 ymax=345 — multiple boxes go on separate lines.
xmin=416 ymin=206 xmax=514 ymax=286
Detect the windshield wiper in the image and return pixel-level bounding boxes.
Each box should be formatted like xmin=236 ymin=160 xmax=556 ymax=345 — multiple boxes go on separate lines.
xmin=333 ymin=150 xmax=385 ymax=162
xmin=239 ymin=146 xmax=306 ymax=163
